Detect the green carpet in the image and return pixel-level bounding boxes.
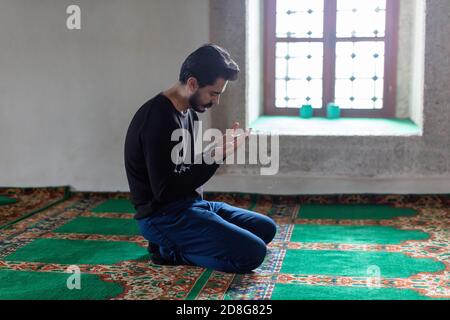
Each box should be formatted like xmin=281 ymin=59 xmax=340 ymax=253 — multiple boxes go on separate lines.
xmin=291 ymin=225 xmax=429 ymax=244
xmin=298 ymin=204 xmax=417 ymax=220
xmin=271 ymin=284 xmax=431 ymax=300
xmin=0 ymin=186 xmax=70 ymax=229
xmin=0 ymin=270 xmax=124 ymax=300
xmin=280 ymin=250 xmax=445 ymax=277
xmin=0 ymin=191 xmax=448 ymax=300
xmin=4 ymin=238 xmax=148 ymax=265
xmin=54 ymin=217 xmax=140 ymax=236
xmin=0 ymin=195 xmax=17 ymax=206
xmin=91 ymin=199 xmax=136 ymax=213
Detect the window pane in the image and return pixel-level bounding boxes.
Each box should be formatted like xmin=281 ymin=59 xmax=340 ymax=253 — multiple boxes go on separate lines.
xmin=276 ymin=79 xmax=287 ymax=108
xmin=287 ymin=80 xmax=307 ymax=98
xmin=287 ymin=98 xmax=301 ymax=108
xmin=288 ymin=43 xmax=323 ymax=79
xmin=275 ymin=42 xmax=323 ymax=109
xmin=335 ymin=79 xmax=353 ymax=100
xmin=285 ymin=98 xmax=323 ymax=109
xmin=335 ymin=42 xmax=384 ymax=110
xmin=276 ymin=42 xmax=288 ymax=58
xmin=353 ymin=79 xmax=377 ymax=99
xmin=276 ymin=0 xmax=324 ymax=38
xmin=276 ymin=58 xmax=287 ymax=78
xmin=336 ymin=42 xmax=384 ymax=79
xmin=285 ymin=80 xmax=323 ymax=108
xmin=275 ymin=98 xmax=286 ymax=108
xmin=335 ymin=98 xmax=383 ymax=110
xmin=336 ymin=0 xmax=386 ymax=38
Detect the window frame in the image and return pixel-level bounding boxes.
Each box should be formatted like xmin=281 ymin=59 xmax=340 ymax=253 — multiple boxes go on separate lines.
xmin=264 ymin=0 xmax=400 ymax=118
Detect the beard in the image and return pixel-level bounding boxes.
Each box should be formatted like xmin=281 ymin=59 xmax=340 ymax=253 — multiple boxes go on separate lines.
xmin=189 ymin=91 xmax=213 ymax=113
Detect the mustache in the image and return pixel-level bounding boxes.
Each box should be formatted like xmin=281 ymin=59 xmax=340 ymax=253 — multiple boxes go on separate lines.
xmin=204 ymin=103 xmax=213 ymax=109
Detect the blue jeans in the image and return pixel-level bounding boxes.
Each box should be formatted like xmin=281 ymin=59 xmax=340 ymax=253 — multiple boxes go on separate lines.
xmin=137 ymin=195 xmax=277 ymax=273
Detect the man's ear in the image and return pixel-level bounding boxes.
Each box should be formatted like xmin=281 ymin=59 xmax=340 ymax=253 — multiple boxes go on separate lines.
xmin=186 ymin=77 xmax=199 ymax=93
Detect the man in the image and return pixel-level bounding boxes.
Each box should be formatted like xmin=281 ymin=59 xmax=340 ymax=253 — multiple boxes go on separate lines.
xmin=124 ymin=44 xmax=276 ymax=273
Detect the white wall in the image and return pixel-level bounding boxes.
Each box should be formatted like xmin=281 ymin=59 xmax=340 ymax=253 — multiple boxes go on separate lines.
xmin=0 ymin=0 xmax=209 ymax=191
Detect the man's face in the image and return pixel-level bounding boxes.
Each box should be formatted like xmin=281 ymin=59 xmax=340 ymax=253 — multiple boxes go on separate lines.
xmin=189 ymin=78 xmax=228 ymax=113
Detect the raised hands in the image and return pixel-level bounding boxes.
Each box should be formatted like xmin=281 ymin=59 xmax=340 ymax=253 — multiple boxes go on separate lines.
xmin=213 ymin=122 xmax=252 ymax=162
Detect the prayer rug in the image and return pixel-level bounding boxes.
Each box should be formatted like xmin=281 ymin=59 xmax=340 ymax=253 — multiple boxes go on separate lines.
xmin=0 ymin=187 xmax=70 ymax=229
xmin=0 ymin=189 xmax=448 ymax=300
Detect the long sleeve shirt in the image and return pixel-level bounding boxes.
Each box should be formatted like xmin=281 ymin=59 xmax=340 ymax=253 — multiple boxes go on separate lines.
xmin=124 ymin=93 xmax=220 ymax=219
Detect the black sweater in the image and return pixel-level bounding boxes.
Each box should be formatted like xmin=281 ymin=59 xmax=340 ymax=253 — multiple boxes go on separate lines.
xmin=124 ymin=93 xmax=220 ymax=219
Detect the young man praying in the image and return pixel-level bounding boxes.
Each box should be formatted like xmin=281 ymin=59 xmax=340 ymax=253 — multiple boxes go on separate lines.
xmin=124 ymin=44 xmax=276 ymax=273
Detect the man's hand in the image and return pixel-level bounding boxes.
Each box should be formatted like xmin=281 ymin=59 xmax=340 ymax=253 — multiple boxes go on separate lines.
xmin=213 ymin=122 xmax=251 ymax=162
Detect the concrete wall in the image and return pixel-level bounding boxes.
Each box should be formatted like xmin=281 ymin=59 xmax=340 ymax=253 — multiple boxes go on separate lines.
xmin=0 ymin=0 xmax=448 ymax=193
xmin=207 ymin=0 xmax=450 ymax=193
xmin=0 ymin=0 xmax=209 ymax=191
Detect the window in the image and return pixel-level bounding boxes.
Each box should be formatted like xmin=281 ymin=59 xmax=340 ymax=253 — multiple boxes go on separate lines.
xmin=264 ymin=0 xmax=400 ymax=118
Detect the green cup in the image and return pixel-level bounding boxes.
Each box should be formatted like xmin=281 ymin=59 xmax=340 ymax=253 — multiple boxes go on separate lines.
xmin=327 ymin=103 xmax=340 ymax=119
xmin=300 ymin=104 xmax=313 ymax=118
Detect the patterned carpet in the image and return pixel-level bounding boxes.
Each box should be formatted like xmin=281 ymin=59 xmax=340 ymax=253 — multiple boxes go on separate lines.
xmin=0 ymin=188 xmax=449 ymax=300
xmin=0 ymin=187 xmax=70 ymax=229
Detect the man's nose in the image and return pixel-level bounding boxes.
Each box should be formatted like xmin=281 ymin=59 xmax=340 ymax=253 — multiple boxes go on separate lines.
xmin=213 ymin=96 xmax=220 ymax=105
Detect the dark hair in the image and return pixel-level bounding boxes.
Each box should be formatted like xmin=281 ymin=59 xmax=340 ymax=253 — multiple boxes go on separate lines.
xmin=179 ymin=43 xmax=240 ymax=87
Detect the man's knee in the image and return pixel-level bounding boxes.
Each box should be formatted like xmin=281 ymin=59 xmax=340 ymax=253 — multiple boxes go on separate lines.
xmin=233 ymin=239 xmax=267 ymax=273
xmin=263 ymin=219 xmax=277 ymax=244
xmin=256 ymin=217 xmax=277 ymax=245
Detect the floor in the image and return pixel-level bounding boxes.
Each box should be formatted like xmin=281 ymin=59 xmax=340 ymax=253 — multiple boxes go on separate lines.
xmin=0 ymin=187 xmax=449 ymax=300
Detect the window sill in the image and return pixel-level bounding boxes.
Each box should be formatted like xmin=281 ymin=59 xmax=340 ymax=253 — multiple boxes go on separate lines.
xmin=249 ymin=116 xmax=422 ymax=137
